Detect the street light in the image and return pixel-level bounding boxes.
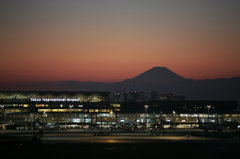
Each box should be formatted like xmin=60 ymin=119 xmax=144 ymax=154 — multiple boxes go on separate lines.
xmin=110 ymin=110 xmax=113 ymax=128
xmin=42 ymin=111 xmax=46 ymax=136
xmin=0 ymin=105 xmax=4 ymax=122
xmin=207 ymin=105 xmax=211 ymax=123
xmin=173 ymin=111 xmax=176 ymax=133
xmin=160 ymin=111 xmax=164 ymax=136
xmin=145 ymin=105 xmax=148 ymax=130
xmin=69 ymin=105 xmax=73 ymax=123
xmin=33 ymin=112 xmax=36 ymax=137
xmin=101 ymin=110 xmax=103 ymax=133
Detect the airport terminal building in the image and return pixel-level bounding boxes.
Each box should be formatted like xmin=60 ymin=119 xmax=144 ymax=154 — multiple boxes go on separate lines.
xmin=0 ymin=91 xmax=239 ymax=130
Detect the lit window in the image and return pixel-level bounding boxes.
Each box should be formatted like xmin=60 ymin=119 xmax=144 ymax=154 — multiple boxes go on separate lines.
xmin=36 ymin=104 xmax=45 ymax=107
xmin=84 ymin=109 xmax=88 ymax=112
xmin=111 ymin=104 xmax=121 ymax=107
xmin=10 ymin=109 xmax=21 ymax=112
xmin=97 ymin=113 xmax=110 ymax=117
xmin=85 ymin=119 xmax=91 ymax=123
xmin=180 ymin=114 xmax=188 ymax=117
xmin=38 ymin=109 xmax=51 ymax=112
xmin=95 ymin=109 xmax=99 ymax=112
xmin=23 ymin=104 xmax=29 ymax=107
xmin=100 ymin=109 xmax=106 ymax=112
xmin=89 ymin=109 xmax=94 ymax=112
xmin=73 ymin=119 xmax=80 ymax=122
xmin=69 ymin=109 xmax=83 ymax=112
xmin=5 ymin=109 xmax=9 ymax=112
xmin=115 ymin=109 xmax=120 ymax=111
xmin=52 ymin=109 xmax=67 ymax=112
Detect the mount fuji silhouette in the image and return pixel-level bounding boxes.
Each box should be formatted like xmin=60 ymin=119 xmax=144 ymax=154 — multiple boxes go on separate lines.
xmin=0 ymin=67 xmax=240 ymax=103
xmin=129 ymin=67 xmax=186 ymax=84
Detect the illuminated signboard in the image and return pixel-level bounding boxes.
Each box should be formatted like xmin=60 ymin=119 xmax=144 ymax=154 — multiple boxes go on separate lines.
xmin=30 ymin=98 xmax=80 ymax=102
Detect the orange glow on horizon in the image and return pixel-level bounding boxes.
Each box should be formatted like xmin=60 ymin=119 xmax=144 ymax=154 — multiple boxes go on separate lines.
xmin=1 ymin=1 xmax=240 ymax=83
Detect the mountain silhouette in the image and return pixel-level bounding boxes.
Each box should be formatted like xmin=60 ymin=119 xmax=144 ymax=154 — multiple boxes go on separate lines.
xmin=0 ymin=67 xmax=240 ymax=103
xmin=129 ymin=67 xmax=186 ymax=84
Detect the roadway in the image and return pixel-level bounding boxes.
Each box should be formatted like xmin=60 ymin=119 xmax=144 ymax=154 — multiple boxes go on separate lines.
xmin=0 ymin=129 xmax=239 ymax=158
xmin=0 ymin=128 xmax=239 ymax=142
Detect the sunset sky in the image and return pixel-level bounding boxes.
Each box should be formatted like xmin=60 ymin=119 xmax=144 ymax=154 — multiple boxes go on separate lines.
xmin=1 ymin=1 xmax=240 ymax=83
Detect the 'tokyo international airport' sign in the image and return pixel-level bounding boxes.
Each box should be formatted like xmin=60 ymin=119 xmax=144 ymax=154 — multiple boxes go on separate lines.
xmin=30 ymin=98 xmax=80 ymax=102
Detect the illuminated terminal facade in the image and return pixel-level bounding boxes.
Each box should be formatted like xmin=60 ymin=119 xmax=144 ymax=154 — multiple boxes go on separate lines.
xmin=0 ymin=91 xmax=239 ymax=130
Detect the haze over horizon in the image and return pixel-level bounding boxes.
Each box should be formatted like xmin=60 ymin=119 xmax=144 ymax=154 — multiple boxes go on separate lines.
xmin=1 ymin=66 xmax=240 ymax=84
xmin=1 ymin=1 xmax=240 ymax=83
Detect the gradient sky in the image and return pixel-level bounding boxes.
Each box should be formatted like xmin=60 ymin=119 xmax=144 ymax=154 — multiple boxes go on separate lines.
xmin=1 ymin=0 xmax=240 ymax=83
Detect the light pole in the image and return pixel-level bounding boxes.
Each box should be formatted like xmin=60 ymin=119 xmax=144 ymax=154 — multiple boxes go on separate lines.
xmin=207 ymin=105 xmax=211 ymax=123
xmin=110 ymin=110 xmax=114 ymax=129
xmin=173 ymin=111 xmax=176 ymax=133
xmin=33 ymin=112 xmax=36 ymax=137
xmin=42 ymin=111 xmax=46 ymax=136
xmin=0 ymin=105 xmax=4 ymax=122
xmin=111 ymin=117 xmax=113 ymax=135
xmin=101 ymin=110 xmax=102 ymax=133
xmin=159 ymin=111 xmax=162 ymax=129
xmin=161 ymin=112 xmax=165 ymax=136
xmin=69 ymin=105 xmax=73 ymax=123
xmin=145 ymin=105 xmax=148 ymax=130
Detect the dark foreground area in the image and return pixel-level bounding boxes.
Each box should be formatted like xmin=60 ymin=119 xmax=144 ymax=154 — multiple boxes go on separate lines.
xmin=1 ymin=129 xmax=240 ymax=159
xmin=1 ymin=140 xmax=240 ymax=159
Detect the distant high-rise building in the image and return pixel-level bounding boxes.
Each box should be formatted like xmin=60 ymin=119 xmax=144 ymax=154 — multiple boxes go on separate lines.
xmin=159 ymin=94 xmax=168 ymax=100
xmin=138 ymin=91 xmax=145 ymax=102
xmin=166 ymin=93 xmax=185 ymax=101
xmin=113 ymin=91 xmax=121 ymax=102
xmin=124 ymin=92 xmax=138 ymax=102
xmin=124 ymin=91 xmax=145 ymax=102
xmin=174 ymin=95 xmax=185 ymax=101
xmin=151 ymin=91 xmax=158 ymax=101
xmin=152 ymin=92 xmax=185 ymax=101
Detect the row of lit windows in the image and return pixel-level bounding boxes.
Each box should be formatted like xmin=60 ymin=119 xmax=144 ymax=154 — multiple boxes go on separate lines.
xmin=88 ymin=109 xmax=110 ymax=112
xmin=1 ymin=104 xmax=29 ymax=107
xmin=111 ymin=104 xmax=121 ymax=107
xmin=159 ymin=114 xmax=222 ymax=117
xmin=37 ymin=109 xmax=119 ymax=113
xmin=37 ymin=104 xmax=120 ymax=108
xmin=1 ymin=108 xmax=120 ymax=113
xmin=0 ymin=104 xmax=103 ymax=108
xmin=2 ymin=109 xmax=33 ymax=112
xmin=36 ymin=104 xmax=48 ymax=107
xmin=36 ymin=104 xmax=110 ymax=108
xmin=183 ymin=106 xmax=215 ymax=110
